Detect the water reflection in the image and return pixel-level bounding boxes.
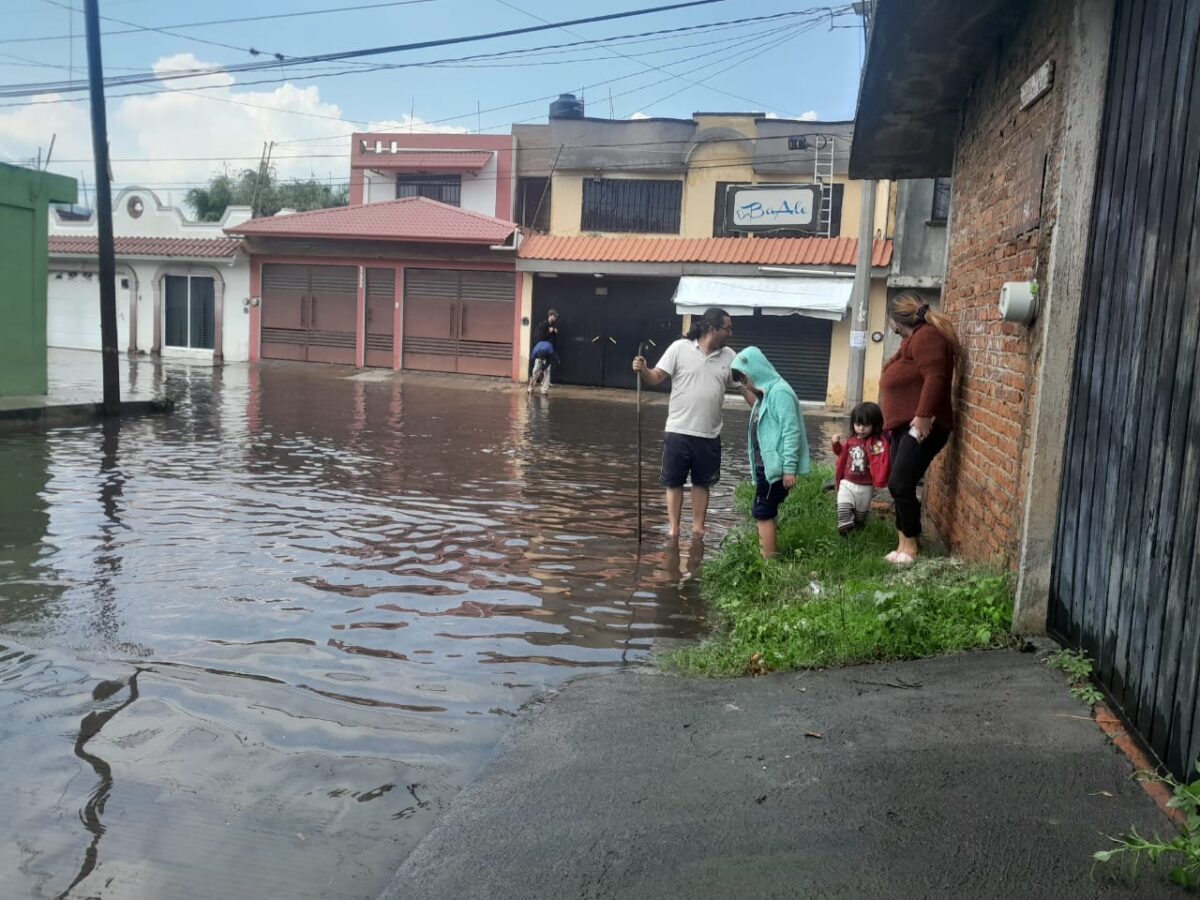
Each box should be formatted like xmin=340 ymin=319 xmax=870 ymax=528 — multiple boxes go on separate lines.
xmin=0 ymin=354 xmax=829 ymax=899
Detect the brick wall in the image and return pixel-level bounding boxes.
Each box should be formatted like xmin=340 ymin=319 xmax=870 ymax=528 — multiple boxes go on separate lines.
xmin=926 ymin=0 xmax=1072 ymax=562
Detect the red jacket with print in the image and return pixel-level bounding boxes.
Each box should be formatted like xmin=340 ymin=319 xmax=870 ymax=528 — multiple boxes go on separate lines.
xmin=832 ymin=435 xmax=892 ymax=489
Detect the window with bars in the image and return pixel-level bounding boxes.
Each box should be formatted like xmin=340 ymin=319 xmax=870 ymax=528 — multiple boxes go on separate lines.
xmin=931 ymin=177 xmax=952 ymax=223
xmin=581 ymin=178 xmax=681 ymax=234
xmin=164 ymin=275 xmax=215 ymax=350
xmin=396 ymin=174 xmax=462 ymax=206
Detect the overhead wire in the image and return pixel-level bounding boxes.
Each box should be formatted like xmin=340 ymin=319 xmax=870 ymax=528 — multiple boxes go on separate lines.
xmin=5 ymin=1 xmax=438 ymax=46
xmin=39 ymin=0 xmax=290 ymax=60
xmin=0 ymin=9 xmax=815 ymax=132
xmin=1 ymin=0 xmax=740 ymax=96
xmin=0 ymin=11 xmax=836 ymax=127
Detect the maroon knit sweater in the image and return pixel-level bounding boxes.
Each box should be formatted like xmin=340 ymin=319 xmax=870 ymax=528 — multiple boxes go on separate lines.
xmin=878 ymin=324 xmax=955 ymax=432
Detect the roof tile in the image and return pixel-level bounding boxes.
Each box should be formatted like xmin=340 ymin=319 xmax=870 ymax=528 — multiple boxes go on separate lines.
xmin=228 ymin=197 xmax=517 ymax=245
xmin=49 ymin=235 xmax=242 ymax=259
xmin=517 ymin=235 xmax=892 ymax=268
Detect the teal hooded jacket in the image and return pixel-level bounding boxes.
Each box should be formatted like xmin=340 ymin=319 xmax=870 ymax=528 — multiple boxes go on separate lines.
xmin=731 ymin=346 xmax=810 ymax=484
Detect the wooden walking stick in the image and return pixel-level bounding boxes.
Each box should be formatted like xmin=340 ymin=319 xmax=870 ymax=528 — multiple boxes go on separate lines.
xmin=636 ymin=341 xmax=647 ymax=544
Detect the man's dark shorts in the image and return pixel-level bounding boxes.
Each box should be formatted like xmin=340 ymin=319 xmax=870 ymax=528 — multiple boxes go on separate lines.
xmin=752 ymin=468 xmax=790 ymax=521
xmin=660 ymin=432 xmax=722 ymax=488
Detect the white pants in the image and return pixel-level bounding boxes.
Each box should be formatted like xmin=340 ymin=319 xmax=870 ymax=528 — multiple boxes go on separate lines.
xmin=529 ymin=357 xmax=552 ymax=391
xmin=837 ymin=481 xmax=875 ymax=532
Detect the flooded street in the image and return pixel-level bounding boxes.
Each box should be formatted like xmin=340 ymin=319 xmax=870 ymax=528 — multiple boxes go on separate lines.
xmin=0 ymin=353 xmax=830 ymax=899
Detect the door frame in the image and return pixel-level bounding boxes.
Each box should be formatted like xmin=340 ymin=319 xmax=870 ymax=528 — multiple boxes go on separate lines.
xmin=152 ymin=264 xmax=226 ymax=360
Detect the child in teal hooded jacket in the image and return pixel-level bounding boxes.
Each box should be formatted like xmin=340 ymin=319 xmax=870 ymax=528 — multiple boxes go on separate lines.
xmin=731 ymin=346 xmax=810 ymax=559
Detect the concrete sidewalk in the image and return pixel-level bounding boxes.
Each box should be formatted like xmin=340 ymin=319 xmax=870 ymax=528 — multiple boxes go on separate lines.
xmin=381 ymin=651 xmax=1176 ymax=900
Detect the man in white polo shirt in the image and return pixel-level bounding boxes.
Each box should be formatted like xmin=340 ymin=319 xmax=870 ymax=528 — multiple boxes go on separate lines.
xmin=633 ymin=307 xmax=749 ymax=538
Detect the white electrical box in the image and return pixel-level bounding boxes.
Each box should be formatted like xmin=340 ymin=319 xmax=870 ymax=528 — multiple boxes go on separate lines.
xmin=999 ymin=281 xmax=1038 ymax=325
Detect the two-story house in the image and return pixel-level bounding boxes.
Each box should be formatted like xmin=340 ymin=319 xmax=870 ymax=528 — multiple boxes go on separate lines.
xmin=228 ymin=133 xmax=521 ymax=377
xmin=512 ymin=97 xmax=893 ymax=405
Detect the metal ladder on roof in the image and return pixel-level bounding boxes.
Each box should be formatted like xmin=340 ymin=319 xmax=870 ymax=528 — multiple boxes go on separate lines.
xmin=813 ymin=135 xmax=835 ymax=238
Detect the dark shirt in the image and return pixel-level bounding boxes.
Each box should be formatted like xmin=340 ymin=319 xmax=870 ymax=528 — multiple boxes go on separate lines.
xmin=535 ymin=319 xmax=559 ymax=348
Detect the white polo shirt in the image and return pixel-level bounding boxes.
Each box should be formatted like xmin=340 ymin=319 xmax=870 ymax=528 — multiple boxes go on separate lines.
xmin=655 ymin=338 xmax=737 ymax=438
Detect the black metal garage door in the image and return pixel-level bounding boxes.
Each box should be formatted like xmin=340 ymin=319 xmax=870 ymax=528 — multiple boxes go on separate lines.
xmin=729 ymin=314 xmax=832 ymax=403
xmin=1050 ymin=0 xmax=1200 ymax=778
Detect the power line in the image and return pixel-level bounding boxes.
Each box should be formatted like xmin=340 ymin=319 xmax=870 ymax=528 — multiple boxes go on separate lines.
xmin=492 ymin=0 xmax=849 ymax=119
xmin=3 ymin=0 xmax=741 ymax=97
xmin=39 ymin=0 xmax=287 ymax=60
xmin=5 ymin=1 xmax=437 ymax=45
xmin=618 ymin=18 xmax=821 ymax=119
xmin=0 ymin=12 xmax=825 ymax=116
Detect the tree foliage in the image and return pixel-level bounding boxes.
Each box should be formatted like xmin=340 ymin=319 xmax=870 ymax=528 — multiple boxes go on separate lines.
xmin=186 ymin=168 xmax=348 ymax=221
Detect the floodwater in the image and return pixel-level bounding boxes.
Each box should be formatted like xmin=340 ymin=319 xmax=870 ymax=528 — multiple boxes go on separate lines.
xmin=0 ymin=354 xmax=832 ymax=900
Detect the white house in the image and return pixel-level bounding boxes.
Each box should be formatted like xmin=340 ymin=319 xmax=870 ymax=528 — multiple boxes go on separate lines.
xmin=47 ymin=188 xmax=253 ymax=362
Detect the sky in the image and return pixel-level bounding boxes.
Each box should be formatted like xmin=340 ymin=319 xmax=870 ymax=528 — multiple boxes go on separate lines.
xmin=0 ymin=0 xmax=866 ymax=208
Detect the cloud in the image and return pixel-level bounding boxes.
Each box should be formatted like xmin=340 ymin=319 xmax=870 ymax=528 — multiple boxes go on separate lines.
xmin=799 ymin=110 xmax=819 ymax=121
xmin=629 ymin=112 xmax=650 ymax=120
xmin=0 ymin=55 xmax=465 ymax=211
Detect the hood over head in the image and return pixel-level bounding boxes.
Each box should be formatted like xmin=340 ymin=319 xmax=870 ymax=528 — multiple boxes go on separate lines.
xmin=731 ymin=346 xmax=783 ymax=392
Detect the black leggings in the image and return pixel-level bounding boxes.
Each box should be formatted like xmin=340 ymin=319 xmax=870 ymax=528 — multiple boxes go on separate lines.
xmin=888 ymin=426 xmax=951 ymax=539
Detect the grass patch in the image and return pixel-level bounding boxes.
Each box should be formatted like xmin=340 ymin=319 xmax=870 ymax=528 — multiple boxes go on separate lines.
xmin=1045 ymin=648 xmax=1105 ymax=706
xmin=664 ymin=468 xmax=1016 ymax=677
xmin=1095 ymin=762 xmax=1200 ymax=889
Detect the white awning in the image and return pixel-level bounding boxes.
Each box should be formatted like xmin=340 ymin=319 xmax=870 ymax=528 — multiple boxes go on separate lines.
xmin=672 ymin=275 xmax=853 ymax=321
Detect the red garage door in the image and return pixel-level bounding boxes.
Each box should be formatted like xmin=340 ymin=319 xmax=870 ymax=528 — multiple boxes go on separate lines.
xmin=261 ymin=264 xmax=358 ymax=365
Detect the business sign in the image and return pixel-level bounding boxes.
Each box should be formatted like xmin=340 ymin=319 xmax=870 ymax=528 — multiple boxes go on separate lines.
xmin=725 ymin=184 xmax=821 ymax=234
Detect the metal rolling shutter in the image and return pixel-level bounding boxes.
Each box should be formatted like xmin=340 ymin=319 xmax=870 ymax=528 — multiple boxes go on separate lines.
xmin=730 ymin=315 xmax=832 ymax=402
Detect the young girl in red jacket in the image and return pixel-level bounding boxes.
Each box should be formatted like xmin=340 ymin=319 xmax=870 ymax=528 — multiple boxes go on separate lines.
xmin=832 ymin=402 xmax=891 ymax=535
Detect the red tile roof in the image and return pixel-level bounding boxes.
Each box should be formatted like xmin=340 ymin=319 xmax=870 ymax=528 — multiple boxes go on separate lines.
xmin=227 ymin=197 xmax=517 ymax=245
xmin=354 ymin=150 xmax=493 ymax=172
xmin=49 ymin=235 xmax=242 ymax=259
xmin=518 ymin=235 xmax=893 ymax=268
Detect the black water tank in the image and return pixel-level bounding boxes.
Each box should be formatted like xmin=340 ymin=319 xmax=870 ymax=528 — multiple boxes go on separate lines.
xmin=549 ymin=93 xmax=584 ymax=120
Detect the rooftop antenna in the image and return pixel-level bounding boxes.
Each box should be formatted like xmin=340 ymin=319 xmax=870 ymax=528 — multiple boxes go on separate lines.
xmin=477 ymin=100 xmax=481 ymax=134
xmin=409 ymin=98 xmax=415 ymax=133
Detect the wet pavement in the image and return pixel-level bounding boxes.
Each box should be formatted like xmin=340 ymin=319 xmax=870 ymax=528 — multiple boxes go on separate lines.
xmin=0 ymin=351 xmax=833 ymax=900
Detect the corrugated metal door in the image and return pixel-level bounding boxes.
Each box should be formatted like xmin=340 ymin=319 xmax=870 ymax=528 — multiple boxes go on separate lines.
xmin=261 ymin=264 xmax=357 ymax=365
xmin=305 ymin=266 xmax=358 ymax=365
xmin=729 ymin=314 xmax=832 ymax=402
xmin=458 ymin=271 xmax=515 ymax=377
xmin=365 ymin=268 xmax=395 ymax=368
xmin=1051 ymin=0 xmax=1200 ymax=778
xmin=403 ymin=269 xmax=513 ymax=376
xmin=261 ymin=264 xmax=308 ymax=361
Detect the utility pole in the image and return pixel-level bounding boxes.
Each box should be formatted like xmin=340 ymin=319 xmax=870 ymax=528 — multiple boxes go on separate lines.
xmin=84 ymin=0 xmax=120 ymax=417
xmin=845 ymin=179 xmax=877 ymax=407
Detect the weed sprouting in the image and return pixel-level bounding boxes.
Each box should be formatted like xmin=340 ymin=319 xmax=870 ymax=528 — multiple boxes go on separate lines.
xmin=1045 ymin=648 xmax=1105 ymax=706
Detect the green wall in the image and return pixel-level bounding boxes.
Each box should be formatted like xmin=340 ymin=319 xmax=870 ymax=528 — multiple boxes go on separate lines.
xmin=0 ymin=163 xmax=77 ymax=397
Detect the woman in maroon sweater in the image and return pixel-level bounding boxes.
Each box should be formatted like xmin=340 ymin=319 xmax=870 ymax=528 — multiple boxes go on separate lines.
xmin=878 ymin=292 xmax=960 ymax=564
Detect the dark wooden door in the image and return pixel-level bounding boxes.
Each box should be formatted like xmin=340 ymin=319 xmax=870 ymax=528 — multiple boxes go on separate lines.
xmin=533 ymin=276 xmax=680 ymax=389
xmin=365 ymin=267 xmax=395 ymax=368
xmin=1051 ymin=0 xmax=1200 ymax=778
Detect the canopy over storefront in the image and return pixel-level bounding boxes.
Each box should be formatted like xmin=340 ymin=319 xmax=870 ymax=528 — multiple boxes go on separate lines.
xmin=671 ymin=275 xmax=853 ymax=320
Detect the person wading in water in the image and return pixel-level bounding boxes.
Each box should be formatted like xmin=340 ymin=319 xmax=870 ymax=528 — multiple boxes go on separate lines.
xmin=633 ymin=308 xmax=754 ymax=539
